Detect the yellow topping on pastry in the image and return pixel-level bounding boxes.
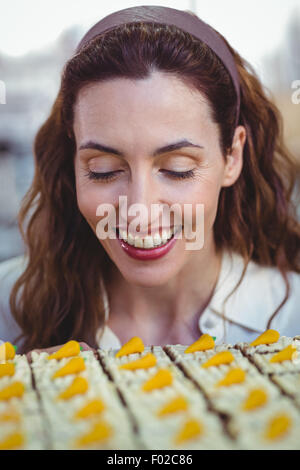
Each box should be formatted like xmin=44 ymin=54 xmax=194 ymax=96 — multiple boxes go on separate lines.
xmin=157 ymin=395 xmax=189 ymax=417
xmin=0 ymin=362 xmax=15 ymax=378
xmin=250 ymin=329 xmax=280 ymax=347
xmin=216 ymin=368 xmax=246 ymax=387
xmin=47 ymin=340 xmax=81 ymax=360
xmin=74 ymin=399 xmax=106 ymax=420
xmin=118 ymin=352 xmax=157 ymax=370
xmin=184 ymin=334 xmax=215 ymax=354
xmin=264 ymin=414 xmax=292 ymax=441
xmin=202 ymin=350 xmax=234 ymax=368
xmin=52 ymin=357 xmax=86 ymax=379
xmin=0 ymin=382 xmax=24 ymax=401
xmin=57 ymin=376 xmax=88 ymax=400
xmin=241 ymin=389 xmax=268 ymax=411
xmin=115 ymin=336 xmax=145 ymax=358
xmin=269 ymin=345 xmax=298 ymax=363
xmin=0 ymin=432 xmax=24 ymax=450
xmin=0 ymin=342 xmax=16 ymax=361
xmin=0 ymin=408 xmax=21 ymax=423
xmin=142 ymin=369 xmax=173 ymax=392
xmin=174 ymin=418 xmax=203 ymax=445
xmin=74 ymin=420 xmax=112 ymax=447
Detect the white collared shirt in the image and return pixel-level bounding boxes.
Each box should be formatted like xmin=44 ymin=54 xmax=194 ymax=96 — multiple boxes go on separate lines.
xmin=97 ymin=249 xmax=300 ymax=348
xmin=1 ymin=250 xmax=300 ymax=349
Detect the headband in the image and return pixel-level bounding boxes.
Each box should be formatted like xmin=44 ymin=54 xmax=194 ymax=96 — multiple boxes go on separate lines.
xmin=75 ymin=5 xmax=240 ymax=127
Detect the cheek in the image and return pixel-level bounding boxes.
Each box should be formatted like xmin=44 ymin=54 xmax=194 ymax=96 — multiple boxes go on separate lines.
xmin=75 ymin=179 xmax=116 ymax=230
xmin=172 ymin=177 xmax=222 ymax=230
xmin=197 ymin=184 xmax=221 ymax=227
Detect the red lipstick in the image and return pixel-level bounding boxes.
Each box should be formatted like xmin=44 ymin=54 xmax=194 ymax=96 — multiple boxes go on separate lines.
xmin=116 ymin=230 xmax=179 ymax=261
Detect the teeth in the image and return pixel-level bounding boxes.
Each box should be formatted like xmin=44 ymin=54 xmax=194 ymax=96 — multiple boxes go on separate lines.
xmin=127 ymin=232 xmax=135 ymax=245
xmin=118 ymin=227 xmax=177 ymax=249
xmin=134 ymin=236 xmax=144 ymax=248
xmin=161 ymin=229 xmax=168 ymax=243
xmin=153 ymin=233 xmax=162 ymax=246
xmin=143 ymin=235 xmax=154 ymax=248
xmin=119 ymin=229 xmax=127 ymax=240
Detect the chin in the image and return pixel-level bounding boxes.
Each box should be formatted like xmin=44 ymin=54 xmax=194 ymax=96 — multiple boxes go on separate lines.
xmin=118 ymin=266 xmax=178 ymax=287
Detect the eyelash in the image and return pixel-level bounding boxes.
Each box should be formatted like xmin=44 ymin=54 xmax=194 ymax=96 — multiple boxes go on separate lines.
xmin=160 ymin=169 xmax=196 ymax=180
xmin=85 ymin=170 xmax=121 ymax=181
xmin=85 ymin=169 xmax=196 ymax=181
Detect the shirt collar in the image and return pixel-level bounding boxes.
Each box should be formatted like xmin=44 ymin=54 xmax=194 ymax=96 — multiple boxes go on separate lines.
xmin=201 ymin=249 xmax=274 ymax=334
xmin=99 ymin=248 xmax=274 ymax=349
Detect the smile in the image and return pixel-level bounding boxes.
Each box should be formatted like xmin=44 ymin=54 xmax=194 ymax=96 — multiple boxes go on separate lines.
xmin=115 ymin=226 xmax=181 ymax=261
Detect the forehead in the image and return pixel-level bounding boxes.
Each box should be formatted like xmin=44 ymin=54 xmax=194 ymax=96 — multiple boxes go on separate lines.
xmin=73 ymin=71 xmax=216 ymax=147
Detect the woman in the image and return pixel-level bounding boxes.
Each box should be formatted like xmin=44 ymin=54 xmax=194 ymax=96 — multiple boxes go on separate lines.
xmin=0 ymin=6 xmax=299 ymax=355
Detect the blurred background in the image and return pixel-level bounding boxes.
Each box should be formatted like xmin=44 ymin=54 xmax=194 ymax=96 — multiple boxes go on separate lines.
xmin=0 ymin=0 xmax=299 ymax=262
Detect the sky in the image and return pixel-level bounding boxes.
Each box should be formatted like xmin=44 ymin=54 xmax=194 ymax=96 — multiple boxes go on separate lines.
xmin=0 ymin=0 xmax=299 ymax=72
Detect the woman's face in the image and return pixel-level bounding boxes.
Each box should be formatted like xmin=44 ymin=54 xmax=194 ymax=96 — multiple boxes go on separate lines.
xmin=73 ymin=71 xmax=245 ymax=286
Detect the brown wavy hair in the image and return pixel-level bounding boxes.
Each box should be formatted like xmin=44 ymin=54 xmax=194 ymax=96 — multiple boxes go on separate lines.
xmin=10 ymin=19 xmax=300 ymax=353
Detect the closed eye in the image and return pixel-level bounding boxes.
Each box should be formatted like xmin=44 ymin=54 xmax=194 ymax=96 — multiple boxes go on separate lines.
xmin=160 ymin=169 xmax=196 ymax=180
xmin=84 ymin=169 xmax=122 ymax=181
xmin=84 ymin=168 xmax=197 ymax=182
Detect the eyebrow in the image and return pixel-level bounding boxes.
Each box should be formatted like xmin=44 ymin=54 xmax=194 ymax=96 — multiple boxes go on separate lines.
xmin=78 ymin=139 xmax=204 ymax=157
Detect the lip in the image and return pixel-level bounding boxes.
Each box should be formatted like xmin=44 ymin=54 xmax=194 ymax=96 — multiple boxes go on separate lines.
xmin=116 ymin=229 xmax=179 ymax=261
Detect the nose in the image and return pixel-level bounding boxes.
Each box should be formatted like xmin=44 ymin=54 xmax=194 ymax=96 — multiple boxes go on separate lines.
xmin=118 ymin=169 xmax=162 ymax=234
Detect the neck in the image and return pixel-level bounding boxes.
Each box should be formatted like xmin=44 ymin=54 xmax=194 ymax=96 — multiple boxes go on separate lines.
xmin=105 ymin=237 xmax=223 ymax=345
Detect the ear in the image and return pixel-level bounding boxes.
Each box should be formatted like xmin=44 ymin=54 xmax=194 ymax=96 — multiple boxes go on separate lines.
xmin=221 ymin=125 xmax=246 ymax=187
